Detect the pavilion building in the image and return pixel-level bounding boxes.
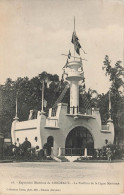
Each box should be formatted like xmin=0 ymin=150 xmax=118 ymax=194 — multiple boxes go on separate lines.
xmin=11 ymin=24 xmax=114 ymax=159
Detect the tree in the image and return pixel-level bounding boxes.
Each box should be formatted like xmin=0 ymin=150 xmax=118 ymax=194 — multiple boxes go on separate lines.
xmin=0 ymin=72 xmax=61 ymax=137
xmin=102 ymin=55 xmax=124 ymax=144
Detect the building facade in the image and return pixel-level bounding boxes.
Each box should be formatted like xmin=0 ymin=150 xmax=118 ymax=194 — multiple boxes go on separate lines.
xmin=11 ymin=60 xmax=114 ymax=157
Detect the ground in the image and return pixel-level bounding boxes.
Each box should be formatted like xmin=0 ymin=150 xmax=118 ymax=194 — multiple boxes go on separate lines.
xmin=0 ymin=162 xmax=123 ymax=195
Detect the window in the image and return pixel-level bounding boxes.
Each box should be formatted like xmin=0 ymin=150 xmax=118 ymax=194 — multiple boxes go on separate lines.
xmin=35 ymin=137 xmax=38 ymax=142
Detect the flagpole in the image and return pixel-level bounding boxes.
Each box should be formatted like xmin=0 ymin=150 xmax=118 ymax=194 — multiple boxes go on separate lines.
xmin=16 ymin=95 xmax=18 ymax=118
xmin=74 ymin=16 xmax=75 ymax=61
xmin=41 ymin=80 xmax=44 ymax=112
xmin=108 ymin=89 xmax=111 ymax=120
xmin=14 ymin=91 xmax=19 ymax=120
xmin=74 ymin=16 xmax=75 ymax=33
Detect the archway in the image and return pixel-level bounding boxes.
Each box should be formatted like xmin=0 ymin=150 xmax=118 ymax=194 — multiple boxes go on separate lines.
xmin=65 ymin=126 xmax=94 ymax=156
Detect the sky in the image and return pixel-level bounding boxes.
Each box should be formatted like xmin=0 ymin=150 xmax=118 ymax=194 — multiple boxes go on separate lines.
xmin=0 ymin=0 xmax=123 ymax=94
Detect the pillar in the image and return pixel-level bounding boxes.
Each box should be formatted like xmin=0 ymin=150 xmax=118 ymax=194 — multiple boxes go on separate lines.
xmin=70 ymin=81 xmax=79 ymax=114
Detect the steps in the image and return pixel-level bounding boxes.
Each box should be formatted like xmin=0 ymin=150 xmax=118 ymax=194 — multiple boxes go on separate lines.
xmin=53 ymin=157 xmax=61 ymax=162
xmin=57 ymin=156 xmax=80 ymax=162
xmin=65 ymin=156 xmax=80 ymax=162
xmin=57 ymin=156 xmax=69 ymax=162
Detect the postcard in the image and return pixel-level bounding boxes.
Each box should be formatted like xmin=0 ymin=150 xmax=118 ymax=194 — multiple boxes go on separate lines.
xmin=0 ymin=0 xmax=123 ymax=194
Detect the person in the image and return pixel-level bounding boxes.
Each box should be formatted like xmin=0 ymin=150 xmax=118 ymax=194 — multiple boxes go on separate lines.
xmin=31 ymin=137 xmax=40 ymax=158
xmin=38 ymin=149 xmax=45 ymax=160
xmin=106 ymin=148 xmax=112 ymax=162
xmin=12 ymin=143 xmax=17 ymax=157
xmin=16 ymin=138 xmax=20 ymax=157
xmin=16 ymin=138 xmax=20 ymax=147
xmin=35 ymin=146 xmax=40 ymax=158
xmin=22 ymin=137 xmax=31 ymax=158
xmin=28 ymin=110 xmax=33 ymax=120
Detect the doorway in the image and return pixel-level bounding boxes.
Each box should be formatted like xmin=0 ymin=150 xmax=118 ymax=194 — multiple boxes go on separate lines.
xmin=65 ymin=126 xmax=94 ymax=156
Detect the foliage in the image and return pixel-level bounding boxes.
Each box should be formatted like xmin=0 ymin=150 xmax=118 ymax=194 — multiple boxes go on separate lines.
xmin=101 ymin=55 xmax=124 ymax=144
xmin=0 ymin=55 xmax=124 ymax=145
xmin=96 ymin=144 xmax=124 ymax=160
xmin=75 ymin=144 xmax=124 ymax=161
xmin=3 ymin=143 xmax=52 ymax=161
xmin=0 ymin=72 xmax=61 ymax=137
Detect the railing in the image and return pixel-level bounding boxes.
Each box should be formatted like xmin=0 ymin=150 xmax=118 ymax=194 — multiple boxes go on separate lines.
xmin=59 ymin=148 xmax=83 ymax=156
xmin=67 ymin=106 xmax=79 ymax=114
xmin=67 ymin=106 xmax=92 ymax=115
xmin=58 ymin=147 xmax=94 ymax=156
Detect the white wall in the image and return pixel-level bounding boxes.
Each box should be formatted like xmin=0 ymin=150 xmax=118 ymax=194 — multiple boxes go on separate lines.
xmin=11 ymin=104 xmax=114 ymax=157
xmin=15 ymin=129 xmax=40 ymax=148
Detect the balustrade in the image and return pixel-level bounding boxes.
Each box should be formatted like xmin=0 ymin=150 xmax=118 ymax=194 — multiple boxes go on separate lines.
xmin=67 ymin=106 xmax=92 ymax=115
xmin=58 ymin=148 xmax=84 ymax=156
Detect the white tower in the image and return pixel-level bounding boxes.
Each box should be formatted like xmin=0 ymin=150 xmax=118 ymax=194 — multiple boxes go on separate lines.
xmin=66 ymin=60 xmax=84 ymax=114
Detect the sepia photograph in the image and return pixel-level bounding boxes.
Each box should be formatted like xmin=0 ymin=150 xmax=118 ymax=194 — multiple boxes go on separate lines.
xmin=0 ymin=0 xmax=124 ymax=194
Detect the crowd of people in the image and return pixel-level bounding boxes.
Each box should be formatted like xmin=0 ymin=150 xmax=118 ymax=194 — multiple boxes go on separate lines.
xmin=9 ymin=137 xmax=50 ymax=160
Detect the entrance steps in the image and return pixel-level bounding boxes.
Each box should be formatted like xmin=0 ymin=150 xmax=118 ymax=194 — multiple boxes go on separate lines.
xmin=57 ymin=156 xmax=69 ymax=162
xmin=65 ymin=156 xmax=80 ymax=162
xmin=53 ymin=157 xmax=61 ymax=162
xmin=57 ymin=156 xmax=80 ymax=162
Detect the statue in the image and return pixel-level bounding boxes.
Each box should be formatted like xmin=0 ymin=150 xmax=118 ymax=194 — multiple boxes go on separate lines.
xmin=28 ymin=109 xmax=38 ymax=120
xmin=28 ymin=110 xmax=33 ymax=120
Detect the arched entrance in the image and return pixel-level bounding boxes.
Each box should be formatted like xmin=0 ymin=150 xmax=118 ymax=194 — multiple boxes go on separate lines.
xmin=65 ymin=126 xmax=94 ymax=156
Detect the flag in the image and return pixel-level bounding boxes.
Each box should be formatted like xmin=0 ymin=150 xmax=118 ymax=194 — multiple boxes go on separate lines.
xmin=63 ymin=59 xmax=69 ymax=69
xmin=43 ymin=99 xmax=47 ymax=108
xmin=81 ymin=78 xmax=85 ymax=83
xmin=68 ymin=50 xmax=71 ymax=59
xmin=46 ymin=80 xmax=52 ymax=88
xmin=61 ymin=73 xmax=64 ymax=83
xmin=81 ymin=66 xmax=83 ymax=71
xmin=61 ymin=69 xmax=65 ymax=83
xmin=71 ymin=32 xmax=81 ymax=55
xmin=66 ymin=59 xmax=68 ymax=65
xmin=83 ymin=83 xmax=85 ymax=89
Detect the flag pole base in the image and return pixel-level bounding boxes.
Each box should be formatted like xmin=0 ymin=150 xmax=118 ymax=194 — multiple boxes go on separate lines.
xmin=41 ymin=110 xmax=46 ymax=115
